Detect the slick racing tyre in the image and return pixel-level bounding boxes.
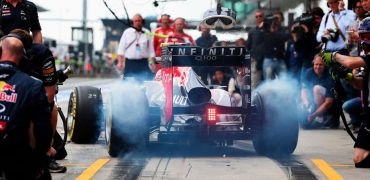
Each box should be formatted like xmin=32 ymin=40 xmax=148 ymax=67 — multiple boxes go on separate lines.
xmin=67 ymin=86 xmax=103 ymax=144
xmin=105 ymin=85 xmax=149 ymax=157
xmin=252 ymin=91 xmax=299 ymax=156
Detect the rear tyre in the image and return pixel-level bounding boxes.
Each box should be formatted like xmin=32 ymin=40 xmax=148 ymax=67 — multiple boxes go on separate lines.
xmin=105 ymin=86 xmax=149 ymax=157
xmin=252 ymin=91 xmax=299 ymax=156
xmin=67 ymin=86 xmax=103 ymax=144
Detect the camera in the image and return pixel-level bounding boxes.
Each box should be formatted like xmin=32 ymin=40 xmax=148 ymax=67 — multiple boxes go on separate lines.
xmin=299 ymin=13 xmax=314 ymax=27
xmin=263 ymin=14 xmax=278 ymax=30
xmin=291 ymin=13 xmax=314 ymax=40
xmin=292 ymin=13 xmax=314 ymax=32
xmin=321 ymin=28 xmax=339 ymax=43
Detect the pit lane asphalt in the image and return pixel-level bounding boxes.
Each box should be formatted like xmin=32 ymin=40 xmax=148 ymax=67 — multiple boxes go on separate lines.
xmin=52 ymin=77 xmax=370 ymax=180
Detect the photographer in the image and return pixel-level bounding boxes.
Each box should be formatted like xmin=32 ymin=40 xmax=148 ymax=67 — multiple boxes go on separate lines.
xmin=292 ymin=12 xmax=320 ymax=81
xmin=262 ymin=13 xmax=288 ymax=80
xmin=316 ymin=0 xmax=355 ymax=55
xmin=320 ymin=17 xmax=370 ymax=168
xmin=318 ymin=0 xmax=358 ymax=104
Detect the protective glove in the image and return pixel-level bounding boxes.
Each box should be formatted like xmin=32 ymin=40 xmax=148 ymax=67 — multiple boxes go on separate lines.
xmin=56 ymin=70 xmax=68 ymax=83
xmin=319 ymin=51 xmax=338 ymax=66
xmin=329 ymin=66 xmax=353 ymax=81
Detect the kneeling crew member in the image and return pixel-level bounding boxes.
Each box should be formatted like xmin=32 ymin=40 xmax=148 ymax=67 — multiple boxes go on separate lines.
xmin=0 ymin=35 xmax=52 ymax=179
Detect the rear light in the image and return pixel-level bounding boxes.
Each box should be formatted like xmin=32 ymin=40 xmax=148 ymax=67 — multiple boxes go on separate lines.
xmin=206 ymin=107 xmax=218 ymax=124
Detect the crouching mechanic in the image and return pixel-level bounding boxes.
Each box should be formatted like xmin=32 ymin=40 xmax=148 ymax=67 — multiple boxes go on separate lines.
xmin=0 ymin=35 xmax=52 ymax=178
xmin=320 ymin=17 xmax=370 ymax=168
xmin=10 ymin=29 xmax=67 ymax=173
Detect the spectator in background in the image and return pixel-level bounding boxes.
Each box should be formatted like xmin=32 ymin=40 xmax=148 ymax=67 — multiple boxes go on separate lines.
xmin=339 ymin=0 xmax=357 ymax=20
xmin=153 ymin=14 xmax=174 ymax=74
xmin=272 ymin=10 xmax=290 ymax=62
xmin=0 ymin=0 xmax=43 ymax=43
xmin=348 ymin=0 xmax=366 ymax=56
xmin=246 ymin=10 xmax=267 ymax=90
xmin=196 ymin=24 xmax=218 ymax=48
xmin=166 ymin=17 xmax=196 ymax=45
xmin=317 ymin=0 xmax=355 ymax=55
xmin=211 ymin=68 xmax=241 ymax=106
xmin=235 ymin=38 xmax=246 ymax=47
xmin=356 ymin=0 xmax=367 ymax=23
xmin=117 ymin=14 xmax=155 ymax=81
xmin=262 ymin=11 xmax=288 ymax=80
xmin=214 ymin=41 xmax=227 ymax=47
xmin=291 ymin=10 xmax=323 ymax=82
xmin=195 ymin=24 xmax=218 ymax=84
xmin=154 ymin=17 xmax=195 ymax=80
xmin=362 ymin=0 xmax=370 ymax=14
xmin=339 ymin=0 xmax=357 ymax=56
xmin=343 ymin=95 xmax=363 ymax=132
xmin=311 ymin=7 xmax=325 ymax=54
xmin=300 ymin=55 xmax=339 ymax=129
xmin=272 ymin=10 xmax=289 ymax=35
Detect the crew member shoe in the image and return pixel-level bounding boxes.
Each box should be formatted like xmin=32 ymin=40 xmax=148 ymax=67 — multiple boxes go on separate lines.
xmin=355 ymin=155 xmax=370 ymax=168
xmin=49 ymin=158 xmax=67 ymax=173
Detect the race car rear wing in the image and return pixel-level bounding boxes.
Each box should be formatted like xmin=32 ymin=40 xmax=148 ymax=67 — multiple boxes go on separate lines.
xmin=160 ymin=45 xmax=252 ymax=128
xmin=161 ymin=46 xmax=250 ymax=67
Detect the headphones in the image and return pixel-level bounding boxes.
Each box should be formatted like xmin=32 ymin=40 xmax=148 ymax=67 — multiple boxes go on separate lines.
xmin=0 ymin=33 xmax=30 ymax=70
xmin=0 ymin=33 xmax=26 ymax=57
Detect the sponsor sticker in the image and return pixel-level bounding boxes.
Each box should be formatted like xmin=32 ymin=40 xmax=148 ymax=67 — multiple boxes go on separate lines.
xmin=42 ymin=67 xmax=55 ymax=74
xmin=0 ymin=81 xmax=15 ymax=92
xmin=0 ymin=103 xmax=5 ymax=113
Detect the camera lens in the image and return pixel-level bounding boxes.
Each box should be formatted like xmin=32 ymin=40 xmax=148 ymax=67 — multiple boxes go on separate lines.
xmin=321 ymin=36 xmax=329 ymax=43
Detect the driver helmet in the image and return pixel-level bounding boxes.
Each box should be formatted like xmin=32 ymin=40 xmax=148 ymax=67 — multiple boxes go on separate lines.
xmin=359 ymin=17 xmax=370 ymax=54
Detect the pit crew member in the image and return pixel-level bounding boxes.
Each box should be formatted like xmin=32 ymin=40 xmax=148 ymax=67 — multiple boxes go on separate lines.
xmin=0 ymin=35 xmax=52 ymax=179
xmin=0 ymin=0 xmax=43 ymax=43
xmin=320 ymin=16 xmax=370 ymax=168
xmin=10 ymin=29 xmax=66 ymax=173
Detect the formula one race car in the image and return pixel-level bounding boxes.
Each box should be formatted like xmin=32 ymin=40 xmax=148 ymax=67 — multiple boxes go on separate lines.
xmin=66 ymin=44 xmax=299 ymax=157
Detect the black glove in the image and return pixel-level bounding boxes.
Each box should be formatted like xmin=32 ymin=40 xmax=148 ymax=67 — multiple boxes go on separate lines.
xmin=56 ymin=70 xmax=68 ymax=83
xmin=329 ymin=64 xmax=353 ymax=81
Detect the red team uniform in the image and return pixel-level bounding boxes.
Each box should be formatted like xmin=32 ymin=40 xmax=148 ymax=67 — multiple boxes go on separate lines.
xmin=153 ymin=27 xmax=174 ymax=74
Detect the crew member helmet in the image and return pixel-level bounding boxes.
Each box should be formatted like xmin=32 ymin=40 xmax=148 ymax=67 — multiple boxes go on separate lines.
xmin=359 ymin=17 xmax=370 ymax=54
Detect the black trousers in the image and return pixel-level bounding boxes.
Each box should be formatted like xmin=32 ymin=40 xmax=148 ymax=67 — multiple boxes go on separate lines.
xmin=0 ymin=145 xmax=51 ymax=180
xmin=354 ymin=108 xmax=370 ymax=151
xmin=124 ymin=58 xmax=152 ymax=82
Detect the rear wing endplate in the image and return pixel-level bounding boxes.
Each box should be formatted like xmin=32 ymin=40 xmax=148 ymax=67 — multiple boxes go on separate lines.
xmin=161 ymin=46 xmax=250 ymax=67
